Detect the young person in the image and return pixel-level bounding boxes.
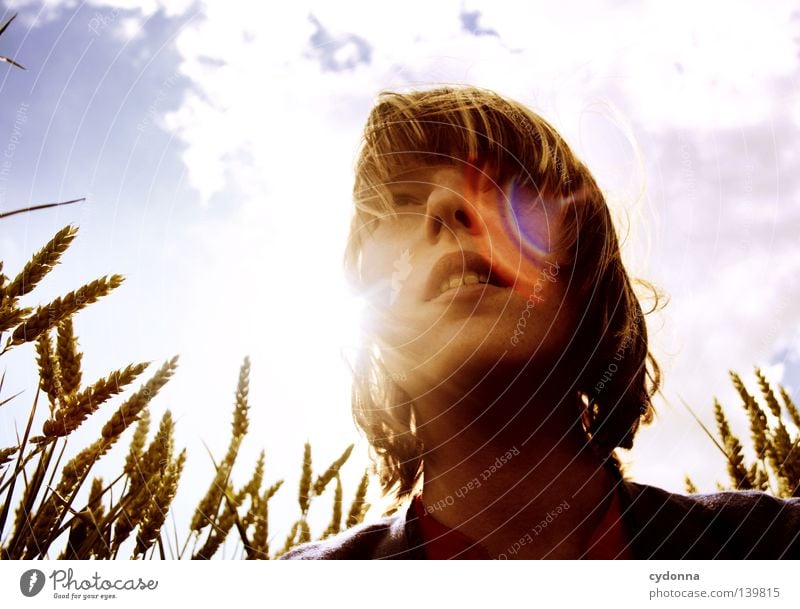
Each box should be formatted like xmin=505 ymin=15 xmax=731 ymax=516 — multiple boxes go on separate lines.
xmin=282 ymin=85 xmax=800 ymax=559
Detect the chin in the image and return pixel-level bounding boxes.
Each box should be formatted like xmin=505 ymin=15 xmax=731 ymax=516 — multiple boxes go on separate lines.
xmin=412 ymin=326 xmax=524 ymax=379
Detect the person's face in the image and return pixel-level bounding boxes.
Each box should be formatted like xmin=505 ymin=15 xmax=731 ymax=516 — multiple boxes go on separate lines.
xmin=358 ymin=162 xmax=575 ymax=399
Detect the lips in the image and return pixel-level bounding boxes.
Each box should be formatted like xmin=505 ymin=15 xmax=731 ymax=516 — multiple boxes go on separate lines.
xmin=424 ymin=250 xmax=508 ymax=301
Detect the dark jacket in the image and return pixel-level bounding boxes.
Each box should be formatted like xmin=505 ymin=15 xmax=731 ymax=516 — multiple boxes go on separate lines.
xmin=280 ymin=479 xmax=800 ymax=559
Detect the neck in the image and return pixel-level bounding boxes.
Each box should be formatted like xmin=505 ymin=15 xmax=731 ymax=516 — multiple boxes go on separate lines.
xmin=413 ymin=366 xmax=621 ymax=559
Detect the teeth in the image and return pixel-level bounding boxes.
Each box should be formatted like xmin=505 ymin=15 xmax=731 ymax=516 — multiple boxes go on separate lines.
xmin=438 ymin=272 xmax=489 ymax=296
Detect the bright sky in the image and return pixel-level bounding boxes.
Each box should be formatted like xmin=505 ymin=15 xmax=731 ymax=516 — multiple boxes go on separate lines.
xmin=1 ymin=0 xmax=799 ymax=556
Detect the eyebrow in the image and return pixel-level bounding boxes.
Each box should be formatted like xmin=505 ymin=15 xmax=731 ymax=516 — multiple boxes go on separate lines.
xmin=384 ymin=180 xmax=429 ymax=190
xmin=386 ymin=163 xmax=455 ymax=183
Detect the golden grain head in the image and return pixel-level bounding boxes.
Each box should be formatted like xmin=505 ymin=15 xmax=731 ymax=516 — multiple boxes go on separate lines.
xmin=56 ymin=317 xmax=83 ymax=396
xmin=3 ymin=224 xmax=78 ymax=302
xmin=101 ymin=356 xmax=178 ymax=440
xmin=124 ymin=409 xmax=151 ymax=477
xmin=312 ymin=444 xmax=353 ymax=496
xmin=0 ymin=304 xmax=31 ymax=334
xmin=0 ymin=445 xmax=18 ymax=465
xmin=10 ymin=274 xmax=125 ymax=346
xmin=34 ymin=330 xmax=62 ymax=410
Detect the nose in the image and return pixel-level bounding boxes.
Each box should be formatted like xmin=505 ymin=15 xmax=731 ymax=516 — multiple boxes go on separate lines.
xmin=425 ymin=168 xmax=483 ymax=243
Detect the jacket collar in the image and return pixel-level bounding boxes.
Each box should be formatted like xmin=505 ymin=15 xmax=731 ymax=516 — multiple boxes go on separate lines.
xmin=616 ymin=478 xmax=732 ymax=559
xmin=372 ymin=478 xmax=730 ymax=559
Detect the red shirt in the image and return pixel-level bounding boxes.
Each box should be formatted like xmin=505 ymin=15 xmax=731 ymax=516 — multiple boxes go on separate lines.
xmin=412 ymin=490 xmax=632 ymax=559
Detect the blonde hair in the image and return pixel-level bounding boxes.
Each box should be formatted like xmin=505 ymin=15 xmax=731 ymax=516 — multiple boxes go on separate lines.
xmin=344 ymin=85 xmax=661 ymax=510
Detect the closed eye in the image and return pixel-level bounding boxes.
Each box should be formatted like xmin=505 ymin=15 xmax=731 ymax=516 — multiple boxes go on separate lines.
xmin=391 ymin=193 xmax=423 ymax=207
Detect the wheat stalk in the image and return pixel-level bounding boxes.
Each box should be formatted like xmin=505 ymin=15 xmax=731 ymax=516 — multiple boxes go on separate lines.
xmin=34 ymin=362 xmax=150 ymax=443
xmin=730 ymin=371 xmax=771 ymax=487
xmin=124 ymin=409 xmax=151 ymax=477
xmin=6 ymin=274 xmax=124 ymax=350
xmin=56 ymin=317 xmax=82 ymax=397
xmin=780 ymin=386 xmax=800 ymax=429
xmin=133 ymin=449 xmax=186 ymax=559
xmin=0 ymin=446 xmax=17 ymax=465
xmin=312 ymin=444 xmax=354 ymax=496
xmin=346 ymin=470 xmax=370 ymax=528
xmin=242 ymin=450 xmax=264 ymax=502
xmin=238 ymin=452 xmax=265 ymax=529
xmin=321 ymin=475 xmax=343 ymax=539
xmin=25 ymin=438 xmax=110 ymax=556
xmin=189 ymin=357 xmax=250 ymax=533
xmin=112 ymin=411 xmax=176 ymax=554
xmin=0 ymin=304 xmax=31 ymax=334
xmin=0 ymin=14 xmax=25 ymax=69
xmin=34 ymin=330 xmax=62 ymax=411
xmin=298 ymin=441 xmax=312 ymax=514
xmin=249 ymin=496 xmax=268 ymax=559
xmin=275 ymin=520 xmax=302 ymax=558
xmin=713 ymin=398 xmax=754 ymax=490
xmin=193 ymin=483 xmax=240 ymax=559
xmin=60 ymin=477 xmax=108 ymax=559
xmin=101 ymin=357 xmax=178 ymax=440
xmin=23 ymin=357 xmax=178 ymax=557
xmin=3 ymin=225 xmax=78 ymax=303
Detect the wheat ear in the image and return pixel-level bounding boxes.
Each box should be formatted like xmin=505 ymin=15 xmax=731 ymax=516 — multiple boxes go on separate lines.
xmin=56 ymin=317 xmax=82 ymax=396
xmin=3 ymin=225 xmax=78 ymax=302
xmin=8 ymin=274 xmax=124 ymax=348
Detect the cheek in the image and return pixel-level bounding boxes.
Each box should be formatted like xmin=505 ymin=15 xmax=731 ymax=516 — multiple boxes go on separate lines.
xmin=476 ymin=191 xmax=566 ymax=300
xmin=360 ymin=228 xmax=416 ymax=306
